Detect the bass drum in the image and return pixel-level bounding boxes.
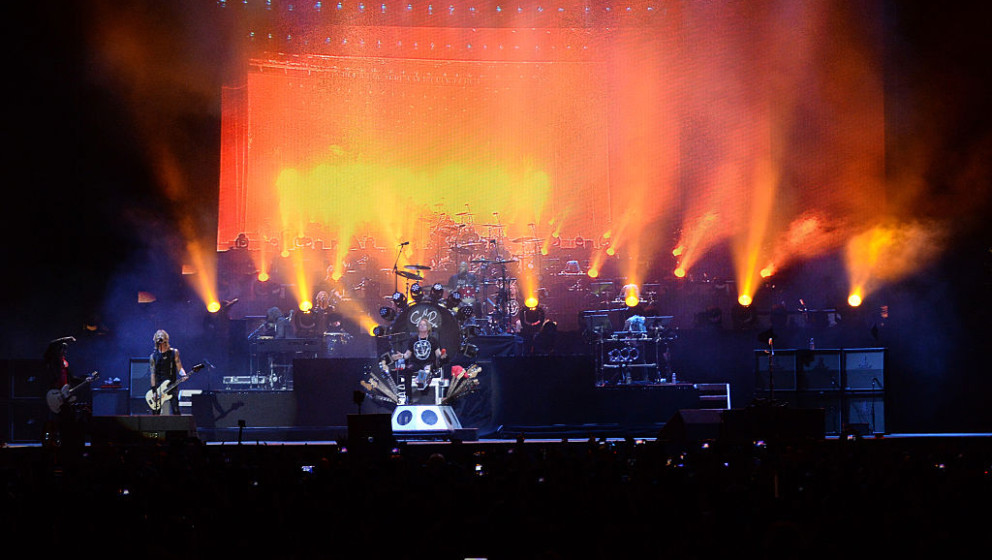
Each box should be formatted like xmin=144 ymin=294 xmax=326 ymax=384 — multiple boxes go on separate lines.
xmin=392 ymin=301 xmax=461 ymax=356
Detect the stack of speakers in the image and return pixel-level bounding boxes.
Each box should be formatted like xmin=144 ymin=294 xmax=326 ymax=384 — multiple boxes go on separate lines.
xmin=754 ymin=347 xmax=886 ymax=435
xmin=2 ymin=359 xmax=49 ymax=443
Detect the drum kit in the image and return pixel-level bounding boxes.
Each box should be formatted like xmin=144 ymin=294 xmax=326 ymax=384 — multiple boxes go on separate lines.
xmin=378 ymin=208 xmax=548 ymax=338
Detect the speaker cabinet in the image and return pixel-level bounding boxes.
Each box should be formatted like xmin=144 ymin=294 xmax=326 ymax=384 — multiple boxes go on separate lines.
xmin=796 ymin=392 xmax=843 ymax=435
xmin=129 ymin=357 xmax=149 ymax=399
xmin=10 ymin=400 xmax=47 ymax=442
xmin=9 ymin=359 xmax=45 ymax=399
xmin=658 ymin=409 xmax=724 ymax=442
xmin=294 ymin=358 xmax=392 ymax=427
xmin=845 ymin=393 xmax=885 ymax=434
xmin=191 ymin=392 xmax=297 ymax=428
xmin=721 ymin=407 xmax=825 ymax=443
xmin=93 ymin=389 xmax=129 ymax=416
xmin=797 ymin=349 xmax=841 ymax=391
xmin=90 ymin=415 xmax=197 ymax=445
xmin=347 ymin=413 xmax=394 ymax=448
xmin=754 ymin=350 xmax=797 ymax=391
xmin=843 ymin=348 xmax=885 ymax=390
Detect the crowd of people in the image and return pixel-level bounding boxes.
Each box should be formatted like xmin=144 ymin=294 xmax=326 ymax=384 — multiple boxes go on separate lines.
xmin=1 ymin=431 xmax=987 ymax=559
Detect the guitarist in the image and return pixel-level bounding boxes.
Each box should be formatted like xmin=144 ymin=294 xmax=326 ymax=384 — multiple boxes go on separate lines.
xmin=148 ymin=329 xmax=187 ymax=415
xmin=43 ymin=335 xmax=88 ymax=448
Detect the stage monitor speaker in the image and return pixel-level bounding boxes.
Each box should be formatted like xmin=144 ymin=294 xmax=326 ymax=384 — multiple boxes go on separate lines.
xmin=754 ymin=350 xmax=797 ymax=391
xmin=391 ymin=405 xmax=462 ymax=432
xmin=90 ymin=415 xmax=197 ymax=445
xmin=129 ymin=357 xmax=149 ymax=399
xmin=658 ymin=409 xmax=724 ymax=443
xmin=347 ymin=413 xmax=394 ymax=448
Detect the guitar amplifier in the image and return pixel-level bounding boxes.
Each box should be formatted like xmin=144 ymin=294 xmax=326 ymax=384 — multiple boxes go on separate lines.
xmin=129 ymin=357 xmax=149 ymax=399
xmin=797 ymin=349 xmax=841 ymax=391
xmin=843 ymin=348 xmax=885 ymax=390
xmin=754 ymin=349 xmax=796 ymax=391
xmin=93 ymin=389 xmax=129 ymax=416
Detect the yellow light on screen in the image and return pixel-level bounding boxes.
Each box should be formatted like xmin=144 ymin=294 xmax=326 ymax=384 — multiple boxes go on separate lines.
xmin=674 ymin=267 xmax=686 ymax=278
xmin=299 ymin=300 xmax=313 ymax=312
xmin=672 ymin=246 xmax=684 ymax=257
xmin=848 ymin=294 xmax=862 ymax=307
xmin=606 ymin=247 xmax=616 ymax=256
xmin=587 ymin=269 xmax=599 ymax=278
xmin=625 ymin=293 xmax=640 ymax=307
xmin=760 ymin=266 xmax=775 ymax=278
xmin=258 ymin=272 xmax=270 ymax=282
xmin=738 ymin=294 xmax=752 ymax=306
xmin=525 ymin=296 xmax=539 ymax=309
xmin=207 ymin=301 xmax=221 ymax=313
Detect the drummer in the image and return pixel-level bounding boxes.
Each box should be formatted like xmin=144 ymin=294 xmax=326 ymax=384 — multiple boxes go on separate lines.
xmin=447 ymin=261 xmax=477 ymax=293
xmin=391 ymin=319 xmax=447 ymax=390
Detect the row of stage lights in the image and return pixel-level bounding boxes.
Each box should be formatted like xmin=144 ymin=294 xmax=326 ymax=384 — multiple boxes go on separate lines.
xmin=219 ymin=1 xmax=667 ymax=16
xmin=217 ymin=232 xmax=866 ymax=319
xmin=230 ymin=266 xmax=865 ymax=320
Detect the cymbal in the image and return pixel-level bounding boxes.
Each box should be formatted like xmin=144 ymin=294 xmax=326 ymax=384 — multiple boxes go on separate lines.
xmin=451 ymin=246 xmax=474 ymax=254
xmin=471 ymin=258 xmax=492 ymax=263
xmin=511 ymin=237 xmax=542 ymax=243
xmin=492 ymin=258 xmax=518 ymax=264
xmin=456 ymin=211 xmax=474 ymax=216
xmin=395 ymin=270 xmax=423 ymax=280
xmin=480 ymin=224 xmax=503 ymax=228
xmin=405 ymin=264 xmax=431 ymax=270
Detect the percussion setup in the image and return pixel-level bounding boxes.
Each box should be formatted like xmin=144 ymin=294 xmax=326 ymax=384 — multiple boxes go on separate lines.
xmin=378 ymin=209 xmax=545 ymax=341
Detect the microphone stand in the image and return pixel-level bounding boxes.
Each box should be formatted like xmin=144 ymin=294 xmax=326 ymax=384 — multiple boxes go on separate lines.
xmin=870 ymin=377 xmax=882 ymax=434
xmin=392 ymin=243 xmax=406 ymax=295
xmin=766 ymin=337 xmax=776 ymax=403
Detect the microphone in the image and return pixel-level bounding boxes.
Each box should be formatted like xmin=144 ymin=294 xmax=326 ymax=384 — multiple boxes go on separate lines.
xmin=399 ymin=241 xmax=410 ymax=246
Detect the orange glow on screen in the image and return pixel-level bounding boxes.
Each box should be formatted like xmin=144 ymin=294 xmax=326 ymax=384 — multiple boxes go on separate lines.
xmin=214 ymin=2 xmax=886 ymax=311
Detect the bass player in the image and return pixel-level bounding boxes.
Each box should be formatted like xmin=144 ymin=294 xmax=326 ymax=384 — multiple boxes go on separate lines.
xmin=148 ymin=329 xmax=187 ymax=415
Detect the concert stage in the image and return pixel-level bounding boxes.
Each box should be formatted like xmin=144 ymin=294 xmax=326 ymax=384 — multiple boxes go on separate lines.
xmin=185 ymin=356 xmax=707 ymax=443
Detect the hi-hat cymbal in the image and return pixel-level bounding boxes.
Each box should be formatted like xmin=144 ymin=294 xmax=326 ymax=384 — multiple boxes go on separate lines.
xmin=405 ymin=264 xmax=431 ymax=270
xmin=456 ymin=211 xmax=474 ymax=216
xmin=395 ymin=270 xmax=423 ymax=280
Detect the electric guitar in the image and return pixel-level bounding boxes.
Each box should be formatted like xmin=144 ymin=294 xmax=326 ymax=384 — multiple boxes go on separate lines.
xmin=145 ymin=363 xmax=206 ymax=411
xmin=46 ymin=371 xmax=99 ymax=413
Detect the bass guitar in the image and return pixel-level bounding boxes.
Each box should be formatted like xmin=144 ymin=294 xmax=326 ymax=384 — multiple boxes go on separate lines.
xmin=46 ymin=371 xmax=99 ymax=413
xmin=145 ymin=363 xmax=206 ymax=411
